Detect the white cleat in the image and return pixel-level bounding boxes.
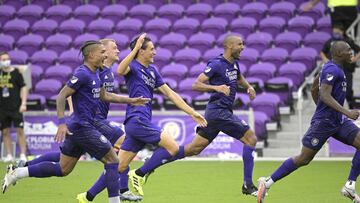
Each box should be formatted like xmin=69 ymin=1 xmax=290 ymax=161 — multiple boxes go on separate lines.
xmin=257 ymin=177 xmax=269 ymax=203
xmin=2 ymin=164 xmax=17 ymax=194
xmin=341 ymin=181 xmax=360 ymax=203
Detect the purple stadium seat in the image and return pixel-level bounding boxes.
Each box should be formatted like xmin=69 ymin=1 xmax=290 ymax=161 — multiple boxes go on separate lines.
xmin=73 ymin=33 xmax=100 ymax=49
xmin=1 ymin=0 xmax=27 ymax=10
xmin=8 ymin=50 xmax=28 ymax=64
xmin=32 ymin=19 xmax=58 ymax=39
xmin=59 ymin=19 xmax=85 ymax=40
xmin=31 ymin=0 xmax=53 ymax=10
xmin=159 ymin=33 xmax=187 ymax=54
xmin=259 ymin=17 xmax=286 ymax=38
xmin=74 ymin=5 xmax=100 ymax=24
xmin=244 ymin=77 xmax=265 ymax=93
xmin=128 ymin=4 xmax=156 ymax=24
xmin=46 ymin=33 xmax=72 ymax=55
xmin=260 ymin=48 xmax=289 ymax=68
xmin=105 ymin=33 xmax=129 ymax=50
xmin=173 ymin=18 xmax=200 ymax=38
xmin=265 ymin=77 xmax=294 ymax=104
xmin=188 ymin=33 xmax=215 ymax=54
xmin=0 ymin=35 xmax=15 ymax=52
xmin=234 ymin=93 xmax=250 ymax=109
xmin=239 ymin=48 xmax=259 ymax=68
xmin=58 ymin=0 xmax=82 ymax=10
xmin=240 ymin=2 xmax=268 ymax=22
xmin=287 ymin=16 xmax=315 ymax=37
xmin=230 ymin=17 xmax=257 ymax=39
xmin=158 ymin=4 xmax=185 ymax=23
xmin=163 ymin=78 xmax=178 ymax=90
xmin=186 ymin=3 xmax=212 ymax=23
xmin=46 ymin=5 xmax=72 ymax=23
xmin=278 ymin=62 xmax=307 ymax=88
xmin=250 ymin=92 xmax=280 ymax=120
xmin=143 ymin=0 xmax=166 ymax=8
xmin=17 ymin=34 xmax=44 ymax=55
xmin=3 ymin=19 xmax=30 ymax=40
xmin=113 ymin=0 xmax=139 ymax=9
xmin=189 ymin=63 xmax=205 ymax=77
xmin=119 ymin=49 xmax=130 ymax=61
xmin=246 ymin=32 xmax=273 ymax=54
xmin=274 ymin=32 xmax=302 ymax=53
xmin=115 ymin=18 xmax=143 ymax=39
xmin=30 ymin=65 xmax=43 ymax=88
xmin=154 ymin=48 xmax=172 ymax=68
xmin=59 ymin=49 xmax=81 ymax=69
xmin=31 ymin=50 xmax=57 ymax=69
xmin=303 ymin=31 xmax=331 ymax=52
xmin=247 ymin=63 xmax=276 ymax=82
xmin=227 ymin=0 xmax=251 ymax=8
xmin=144 ymin=18 xmax=172 ymax=39
xmin=146 ymin=33 xmax=158 ymax=46
xmin=268 ymin=1 xmax=296 ymax=20
xmin=192 ymin=92 xmax=210 ymax=110
xmin=203 ymin=47 xmax=223 ymax=62
xmin=254 ymin=111 xmax=270 ymax=139
xmin=256 ymin=0 xmax=278 ymax=7
xmin=317 ymin=16 xmax=332 ymax=33
xmin=298 ymin=1 xmax=326 ymax=21
xmin=178 ymin=77 xmax=199 ymax=97
xmin=34 ymin=79 xmax=62 ymax=98
xmin=44 ymin=65 xmax=73 ymax=84
xmin=101 ymin=5 xmax=127 ymax=24
xmin=217 ymin=32 xmax=243 ymax=47
xmin=290 ymin=47 xmax=318 ymax=73
xmin=87 ymin=19 xmax=114 ymax=38
xmin=238 ymin=63 xmax=247 ymax=75
xmin=174 ymin=48 xmax=201 ymax=68
xmin=17 ymin=5 xmax=43 ymax=24
xmin=213 ymin=3 xmax=240 ymax=22
xmin=27 ymin=93 xmax=46 ymax=110
xmin=88 ymin=0 xmax=112 ymax=9
xmin=171 ymin=0 xmax=195 ymax=9
xmin=161 ymin=63 xmax=188 ymax=81
xmin=0 ymin=5 xmax=16 ymax=25
xmin=201 ymin=17 xmax=228 ymax=38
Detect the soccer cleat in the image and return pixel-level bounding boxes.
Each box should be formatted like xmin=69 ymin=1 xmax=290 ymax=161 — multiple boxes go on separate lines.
xmin=128 ymin=170 xmax=146 ymax=196
xmin=257 ymin=177 xmax=269 ymax=203
xmin=76 ymin=192 xmax=90 ymax=203
xmin=341 ymin=181 xmax=360 ymax=203
xmin=15 ymin=160 xmax=26 ymax=168
xmin=120 ymin=190 xmax=143 ymax=202
xmin=242 ymin=183 xmax=258 ymax=197
xmin=2 ymin=164 xmax=17 ymax=194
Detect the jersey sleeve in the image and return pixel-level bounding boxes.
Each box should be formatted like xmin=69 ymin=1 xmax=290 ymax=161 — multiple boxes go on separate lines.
xmin=154 ymin=67 xmax=165 ymax=88
xmin=203 ymin=62 xmax=218 ymax=78
xmin=15 ymin=69 xmax=26 ymax=88
xmin=320 ymin=64 xmax=339 ymax=86
xmin=67 ymin=69 xmax=87 ymax=91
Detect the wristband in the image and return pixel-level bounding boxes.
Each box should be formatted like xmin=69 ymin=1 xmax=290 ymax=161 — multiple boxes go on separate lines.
xmin=58 ymin=117 xmax=66 ymax=125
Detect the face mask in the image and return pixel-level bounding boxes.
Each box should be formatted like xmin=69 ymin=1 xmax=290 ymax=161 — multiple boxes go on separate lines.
xmin=0 ymin=60 xmax=11 ymax=69
xmin=333 ymin=33 xmax=343 ymax=40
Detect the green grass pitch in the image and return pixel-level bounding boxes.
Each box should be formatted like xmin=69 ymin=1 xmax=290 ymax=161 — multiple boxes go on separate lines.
xmin=0 ymin=161 xmax=355 ymax=203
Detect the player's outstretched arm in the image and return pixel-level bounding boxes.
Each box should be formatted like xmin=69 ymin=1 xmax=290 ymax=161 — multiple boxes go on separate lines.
xmin=55 ymin=86 xmax=76 ymax=142
xmin=117 ymin=33 xmax=147 ymax=76
xmin=237 ymin=74 xmax=256 ymax=100
xmin=320 ymin=83 xmax=359 ymax=120
xmin=192 ymin=73 xmax=230 ymax=96
xmin=158 ymin=84 xmax=207 ymax=127
xmin=99 ymin=87 xmax=150 ymax=105
xmin=311 ymin=73 xmax=320 ymax=104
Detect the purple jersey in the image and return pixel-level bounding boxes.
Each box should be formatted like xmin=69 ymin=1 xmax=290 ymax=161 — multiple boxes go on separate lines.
xmin=95 ymin=66 xmax=115 ymax=120
xmin=312 ymin=61 xmax=347 ymax=125
xmin=204 ymin=55 xmax=241 ymax=110
xmin=66 ymin=65 xmax=102 ymax=129
xmin=124 ymin=60 xmax=164 ymax=122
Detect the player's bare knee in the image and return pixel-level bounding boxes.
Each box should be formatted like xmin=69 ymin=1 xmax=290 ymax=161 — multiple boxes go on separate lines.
xmin=118 ymin=163 xmax=128 ymax=173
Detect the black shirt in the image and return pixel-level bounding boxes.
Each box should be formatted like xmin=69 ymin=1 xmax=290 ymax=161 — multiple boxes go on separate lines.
xmin=0 ymin=68 xmax=26 ymax=111
xmin=322 ymin=37 xmax=360 ymax=73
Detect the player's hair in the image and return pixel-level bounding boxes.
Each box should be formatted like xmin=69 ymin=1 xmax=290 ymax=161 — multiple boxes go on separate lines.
xmin=330 ymin=41 xmax=346 ymax=58
xmin=79 ymin=40 xmax=102 ymax=59
xmin=0 ymin=51 xmax=9 ymax=57
xmin=99 ymin=38 xmax=116 ymax=46
xmin=129 ymin=36 xmax=152 ymax=58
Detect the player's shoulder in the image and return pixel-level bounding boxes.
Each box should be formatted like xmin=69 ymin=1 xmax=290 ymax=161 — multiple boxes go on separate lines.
xmin=322 ymin=61 xmax=340 ymax=72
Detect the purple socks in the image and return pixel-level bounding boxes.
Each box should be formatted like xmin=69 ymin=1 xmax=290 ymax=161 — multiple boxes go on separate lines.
xmin=348 ymin=151 xmax=360 ymax=181
xmin=243 ymin=145 xmax=255 ymax=185
xmin=28 ymin=162 xmax=63 ymax=177
xmin=271 ymin=158 xmax=298 ymax=182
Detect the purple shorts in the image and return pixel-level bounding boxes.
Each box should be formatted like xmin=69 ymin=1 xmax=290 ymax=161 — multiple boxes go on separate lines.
xmin=60 ymin=122 xmax=112 ymax=160
xmin=302 ymin=118 xmax=360 ymax=151
xmin=121 ymin=117 xmax=161 ymax=153
xmin=93 ymin=119 xmax=124 ymax=146
xmin=197 ymin=108 xmax=250 ymax=142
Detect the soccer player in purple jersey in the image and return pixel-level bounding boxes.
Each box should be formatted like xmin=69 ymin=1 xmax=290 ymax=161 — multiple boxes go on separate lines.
xmin=116 ymin=33 xmax=207 ymax=196
xmin=257 ymin=41 xmax=360 ymax=203
xmin=130 ymin=34 xmax=259 ymax=197
xmin=2 ymin=41 xmax=149 ymax=203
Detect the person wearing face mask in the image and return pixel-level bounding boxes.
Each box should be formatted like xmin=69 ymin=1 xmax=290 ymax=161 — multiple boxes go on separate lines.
xmin=320 ymin=24 xmax=360 ymax=109
xmin=0 ymin=52 xmax=28 ymax=162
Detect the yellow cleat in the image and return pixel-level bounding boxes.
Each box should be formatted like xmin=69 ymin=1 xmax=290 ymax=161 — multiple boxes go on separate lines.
xmin=128 ymin=169 xmax=146 ymax=196
xmin=76 ymin=192 xmax=90 ymax=203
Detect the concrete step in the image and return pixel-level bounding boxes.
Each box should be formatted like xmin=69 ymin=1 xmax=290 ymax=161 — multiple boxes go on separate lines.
xmin=262 ymin=148 xmax=300 ymax=157
xmin=266 ymin=138 xmax=300 ymax=148
xmin=268 ymin=132 xmax=301 ymax=140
